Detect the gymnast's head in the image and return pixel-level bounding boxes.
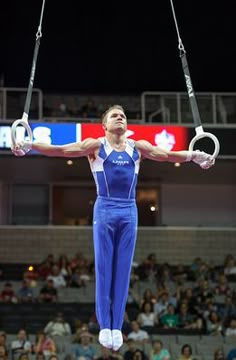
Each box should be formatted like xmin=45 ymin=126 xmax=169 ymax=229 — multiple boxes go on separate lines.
xmin=101 ymin=105 xmax=127 ymax=134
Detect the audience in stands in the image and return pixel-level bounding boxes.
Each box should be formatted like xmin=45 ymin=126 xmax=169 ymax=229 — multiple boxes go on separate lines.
xmin=206 ymin=311 xmax=223 ymax=335
xmin=70 ymin=331 xmax=97 ymax=360
xmin=127 ymin=321 xmax=149 ymax=344
xmin=225 ymin=317 xmax=236 ymax=337
xmin=47 ymin=265 xmax=67 ymax=289
xmin=17 ymin=279 xmax=35 ymax=303
xmin=214 ymin=348 xmax=226 ymax=360
xmin=123 ymin=339 xmax=146 ymax=360
xmin=34 ymin=330 xmax=56 ymax=357
xmin=44 ymin=312 xmax=72 ymax=337
xmin=38 ymin=279 xmax=58 ymax=303
xmin=0 ymin=282 xmax=18 ymax=303
xmin=0 ymin=344 xmax=8 ymax=360
xmin=137 ymin=301 xmax=158 ymax=329
xmin=11 ymin=329 xmax=32 ymax=359
xmin=1 ymin=253 xmax=236 ymax=359
xmin=96 ymin=345 xmax=123 ymax=360
xmin=57 ymin=255 xmax=72 ymax=285
xmin=177 ymin=344 xmax=193 ymax=360
xmin=159 ymin=304 xmax=178 ymax=329
xmin=150 ymin=340 xmax=170 ymax=360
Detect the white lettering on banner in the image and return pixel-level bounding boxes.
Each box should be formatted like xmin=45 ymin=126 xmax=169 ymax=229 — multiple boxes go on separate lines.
xmin=0 ymin=125 xmax=25 ymax=148
xmin=33 ymin=126 xmax=51 ymax=144
xmin=185 ymin=75 xmax=194 ymax=97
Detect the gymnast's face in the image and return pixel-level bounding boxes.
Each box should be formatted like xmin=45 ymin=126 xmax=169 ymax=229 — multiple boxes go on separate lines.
xmin=103 ymin=109 xmax=127 ymax=134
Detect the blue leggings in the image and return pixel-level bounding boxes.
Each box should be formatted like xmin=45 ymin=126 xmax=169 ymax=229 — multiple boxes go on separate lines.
xmin=93 ymin=196 xmax=137 ymax=330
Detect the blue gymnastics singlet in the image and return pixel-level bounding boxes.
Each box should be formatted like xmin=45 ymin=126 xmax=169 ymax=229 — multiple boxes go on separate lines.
xmin=89 ymin=137 xmax=140 ymax=199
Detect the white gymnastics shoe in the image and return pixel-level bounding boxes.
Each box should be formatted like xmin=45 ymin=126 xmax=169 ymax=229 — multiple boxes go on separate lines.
xmin=98 ymin=329 xmax=113 ymax=349
xmin=112 ymin=329 xmax=123 ymax=351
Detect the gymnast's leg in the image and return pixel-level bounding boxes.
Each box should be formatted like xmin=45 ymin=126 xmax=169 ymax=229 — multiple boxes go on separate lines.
xmin=110 ymin=202 xmax=137 ymax=350
xmin=93 ymin=198 xmax=114 ymax=348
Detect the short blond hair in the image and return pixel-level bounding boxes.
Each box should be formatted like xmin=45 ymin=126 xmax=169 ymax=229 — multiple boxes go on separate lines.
xmin=101 ymin=105 xmax=125 ymax=125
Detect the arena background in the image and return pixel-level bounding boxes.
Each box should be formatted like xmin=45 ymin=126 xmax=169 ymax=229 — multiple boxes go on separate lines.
xmin=0 ymin=1 xmax=236 ymax=360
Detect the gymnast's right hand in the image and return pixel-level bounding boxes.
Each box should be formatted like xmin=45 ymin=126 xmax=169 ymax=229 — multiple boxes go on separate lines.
xmin=11 ymin=140 xmax=32 ymax=157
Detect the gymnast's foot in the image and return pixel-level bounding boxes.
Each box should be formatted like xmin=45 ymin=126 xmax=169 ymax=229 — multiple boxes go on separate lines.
xmin=98 ymin=329 xmax=113 ymax=349
xmin=112 ymin=329 xmax=123 ymax=351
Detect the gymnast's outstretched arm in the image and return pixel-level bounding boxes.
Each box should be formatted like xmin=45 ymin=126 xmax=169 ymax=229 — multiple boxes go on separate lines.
xmin=135 ymin=139 xmax=215 ymax=169
xmin=12 ymin=138 xmax=100 ymax=158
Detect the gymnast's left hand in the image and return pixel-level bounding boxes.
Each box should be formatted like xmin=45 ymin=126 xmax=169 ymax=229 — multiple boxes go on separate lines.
xmin=11 ymin=140 xmax=32 ymax=157
xmin=192 ymin=150 xmax=215 ymax=169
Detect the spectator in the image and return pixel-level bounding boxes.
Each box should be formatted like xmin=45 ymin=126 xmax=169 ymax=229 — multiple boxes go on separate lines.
xmin=124 ymin=339 xmax=146 ymax=360
xmin=136 ymin=254 xmax=158 ymax=281
xmin=158 ymin=263 xmax=173 ymax=286
xmin=172 ymin=264 xmax=188 ymax=285
xmin=0 ymin=345 xmax=8 ymax=360
xmin=177 ymin=344 xmax=193 ymax=360
xmin=132 ymin=349 xmax=146 ymax=360
xmin=153 ymin=291 xmax=169 ymax=317
xmin=225 ymin=317 xmax=236 ymax=337
xmin=57 ymin=254 xmax=72 ymax=284
xmin=70 ymin=332 xmax=97 ymax=360
xmin=80 ymin=99 xmax=97 ymax=119
xmin=221 ymin=295 xmax=236 ymax=321
xmin=69 ymin=267 xmax=86 ymax=288
xmin=206 ymin=311 xmax=223 ymax=335
xmin=150 ymin=340 xmax=170 ymax=360
xmin=35 ymin=352 xmax=46 ymax=360
xmin=72 ymin=323 xmax=94 ymax=344
xmin=0 ymin=282 xmax=18 ymax=303
xmin=127 ymin=286 xmax=140 ymax=307
xmin=224 ymin=256 xmax=236 ymax=279
xmin=139 ymin=288 xmax=156 ymax=310
xmin=137 ymin=301 xmax=158 ymax=329
xmin=18 ymin=354 xmax=29 ymax=360
xmin=11 ymin=329 xmax=32 ymax=360
xmin=37 ymin=254 xmax=55 ymax=280
xmin=122 ymin=312 xmax=132 ymax=338
xmin=214 ymin=274 xmax=231 ymax=296
xmin=69 ymin=252 xmax=88 ymax=273
xmin=177 ymin=302 xmax=202 ymax=330
xmin=127 ymin=321 xmax=149 ymax=344
xmin=0 ymin=332 xmax=8 ymax=353
xmin=226 ymin=348 xmax=236 ymax=360
xmin=38 ymin=279 xmax=57 ymax=303
xmin=44 ymin=312 xmax=72 ymax=337
xmin=159 ymin=304 xmax=178 ymax=329
xmin=17 ymin=279 xmax=34 ymax=303
xmin=34 ymin=331 xmax=56 ymax=357
xmin=47 ymin=264 xmax=67 ymax=289
xmin=214 ymin=349 xmax=226 ymax=360
xmin=96 ymin=346 xmax=123 ymax=360
xmin=48 ymin=356 xmax=59 ymax=360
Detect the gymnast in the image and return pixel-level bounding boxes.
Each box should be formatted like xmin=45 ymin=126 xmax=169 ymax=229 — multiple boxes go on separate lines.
xmin=11 ymin=104 xmax=215 ymax=351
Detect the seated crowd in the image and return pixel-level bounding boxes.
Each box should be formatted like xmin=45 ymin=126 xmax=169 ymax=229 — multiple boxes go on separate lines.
xmin=0 ymin=253 xmax=236 ymax=360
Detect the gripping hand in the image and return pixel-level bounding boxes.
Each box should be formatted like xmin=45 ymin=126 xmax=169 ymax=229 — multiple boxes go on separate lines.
xmin=192 ymin=150 xmax=215 ymax=169
xmin=11 ymin=140 xmax=32 ymax=157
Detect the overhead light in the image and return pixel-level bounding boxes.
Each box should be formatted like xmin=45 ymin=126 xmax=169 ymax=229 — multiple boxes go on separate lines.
xmin=67 ymin=159 xmax=73 ymax=166
xmin=174 ymin=162 xmax=181 ymax=167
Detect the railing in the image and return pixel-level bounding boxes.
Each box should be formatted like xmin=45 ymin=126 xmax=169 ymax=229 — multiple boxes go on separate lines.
xmin=1 ymin=87 xmax=236 ymax=126
xmin=141 ymin=91 xmax=236 ymax=125
xmin=0 ymin=87 xmax=43 ymax=121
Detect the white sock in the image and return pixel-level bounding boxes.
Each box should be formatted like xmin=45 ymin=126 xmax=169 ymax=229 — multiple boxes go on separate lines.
xmin=98 ymin=328 xmax=113 ymax=349
xmin=112 ymin=329 xmax=123 ymax=351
